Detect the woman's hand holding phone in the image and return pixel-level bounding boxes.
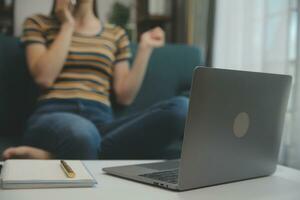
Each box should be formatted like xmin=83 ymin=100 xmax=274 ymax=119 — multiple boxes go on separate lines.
xmin=55 ymin=0 xmax=75 ymax=28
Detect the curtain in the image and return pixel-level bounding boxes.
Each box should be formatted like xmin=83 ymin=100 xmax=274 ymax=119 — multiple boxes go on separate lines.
xmin=213 ymin=0 xmax=300 ymax=169
xmin=187 ymin=0 xmax=215 ymax=65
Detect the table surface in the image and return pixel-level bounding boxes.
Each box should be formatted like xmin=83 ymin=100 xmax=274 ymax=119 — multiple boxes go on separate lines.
xmin=1 ymin=160 xmax=300 ymax=200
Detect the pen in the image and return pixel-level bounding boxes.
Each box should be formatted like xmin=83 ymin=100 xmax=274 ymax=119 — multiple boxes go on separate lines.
xmin=60 ymin=160 xmax=76 ymax=178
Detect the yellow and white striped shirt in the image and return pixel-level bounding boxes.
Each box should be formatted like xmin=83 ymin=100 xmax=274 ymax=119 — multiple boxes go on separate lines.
xmin=21 ymin=14 xmax=132 ymax=106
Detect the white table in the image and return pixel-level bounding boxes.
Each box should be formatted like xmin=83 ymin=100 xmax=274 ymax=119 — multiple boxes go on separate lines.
xmin=1 ymin=160 xmax=300 ymax=200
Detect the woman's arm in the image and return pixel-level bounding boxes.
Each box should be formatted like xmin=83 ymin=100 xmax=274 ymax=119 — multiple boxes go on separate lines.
xmin=27 ymin=0 xmax=75 ymax=88
xmin=113 ymin=27 xmax=165 ymax=105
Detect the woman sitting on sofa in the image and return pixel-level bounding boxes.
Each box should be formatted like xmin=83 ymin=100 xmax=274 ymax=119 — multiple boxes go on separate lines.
xmin=3 ymin=0 xmax=188 ymax=160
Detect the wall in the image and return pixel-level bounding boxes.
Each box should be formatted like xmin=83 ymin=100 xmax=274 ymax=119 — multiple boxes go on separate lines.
xmin=14 ymin=0 xmax=134 ymax=36
xmin=14 ymin=0 xmax=52 ymax=36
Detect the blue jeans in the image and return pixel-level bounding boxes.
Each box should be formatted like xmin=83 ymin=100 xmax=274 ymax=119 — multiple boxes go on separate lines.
xmin=23 ymin=97 xmax=189 ymax=159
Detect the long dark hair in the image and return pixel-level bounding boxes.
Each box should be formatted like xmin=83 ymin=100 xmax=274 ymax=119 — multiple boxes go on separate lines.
xmin=51 ymin=0 xmax=99 ymax=18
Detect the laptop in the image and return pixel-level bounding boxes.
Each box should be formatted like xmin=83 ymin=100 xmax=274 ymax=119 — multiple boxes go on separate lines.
xmin=103 ymin=67 xmax=292 ymax=191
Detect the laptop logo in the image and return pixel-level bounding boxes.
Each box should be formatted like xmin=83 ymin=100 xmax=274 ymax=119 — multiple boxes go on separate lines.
xmin=233 ymin=112 xmax=250 ymax=138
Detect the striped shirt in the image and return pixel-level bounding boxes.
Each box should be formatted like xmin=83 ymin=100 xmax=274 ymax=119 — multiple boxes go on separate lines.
xmin=21 ymin=14 xmax=131 ymax=106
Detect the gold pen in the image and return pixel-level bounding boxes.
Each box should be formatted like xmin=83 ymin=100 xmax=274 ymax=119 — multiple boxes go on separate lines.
xmin=60 ymin=160 xmax=76 ymax=178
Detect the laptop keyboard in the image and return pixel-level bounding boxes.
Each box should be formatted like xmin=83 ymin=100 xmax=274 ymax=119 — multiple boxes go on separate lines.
xmin=139 ymin=160 xmax=179 ymax=171
xmin=139 ymin=169 xmax=179 ymax=184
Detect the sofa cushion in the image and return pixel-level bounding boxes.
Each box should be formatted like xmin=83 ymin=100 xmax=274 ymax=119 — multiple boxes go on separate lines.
xmin=0 ymin=34 xmax=39 ymax=136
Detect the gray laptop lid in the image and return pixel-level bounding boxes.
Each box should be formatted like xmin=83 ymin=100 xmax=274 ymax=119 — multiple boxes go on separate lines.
xmin=178 ymin=67 xmax=292 ymax=190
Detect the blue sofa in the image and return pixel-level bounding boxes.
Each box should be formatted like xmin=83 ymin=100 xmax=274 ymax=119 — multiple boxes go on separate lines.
xmin=0 ymin=34 xmax=203 ymax=159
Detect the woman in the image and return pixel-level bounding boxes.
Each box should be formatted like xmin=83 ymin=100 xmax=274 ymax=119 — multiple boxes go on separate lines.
xmin=3 ymin=0 xmax=188 ymax=160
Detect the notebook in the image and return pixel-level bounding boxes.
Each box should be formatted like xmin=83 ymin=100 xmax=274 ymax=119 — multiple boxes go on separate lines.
xmin=1 ymin=160 xmax=97 ymax=189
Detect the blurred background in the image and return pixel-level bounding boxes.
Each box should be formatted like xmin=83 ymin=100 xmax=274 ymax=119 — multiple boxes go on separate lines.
xmin=0 ymin=0 xmax=299 ymax=170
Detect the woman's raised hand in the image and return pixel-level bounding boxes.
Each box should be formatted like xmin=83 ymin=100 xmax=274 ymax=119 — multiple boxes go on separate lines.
xmin=55 ymin=0 xmax=75 ymax=27
xmin=140 ymin=27 xmax=165 ymax=49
